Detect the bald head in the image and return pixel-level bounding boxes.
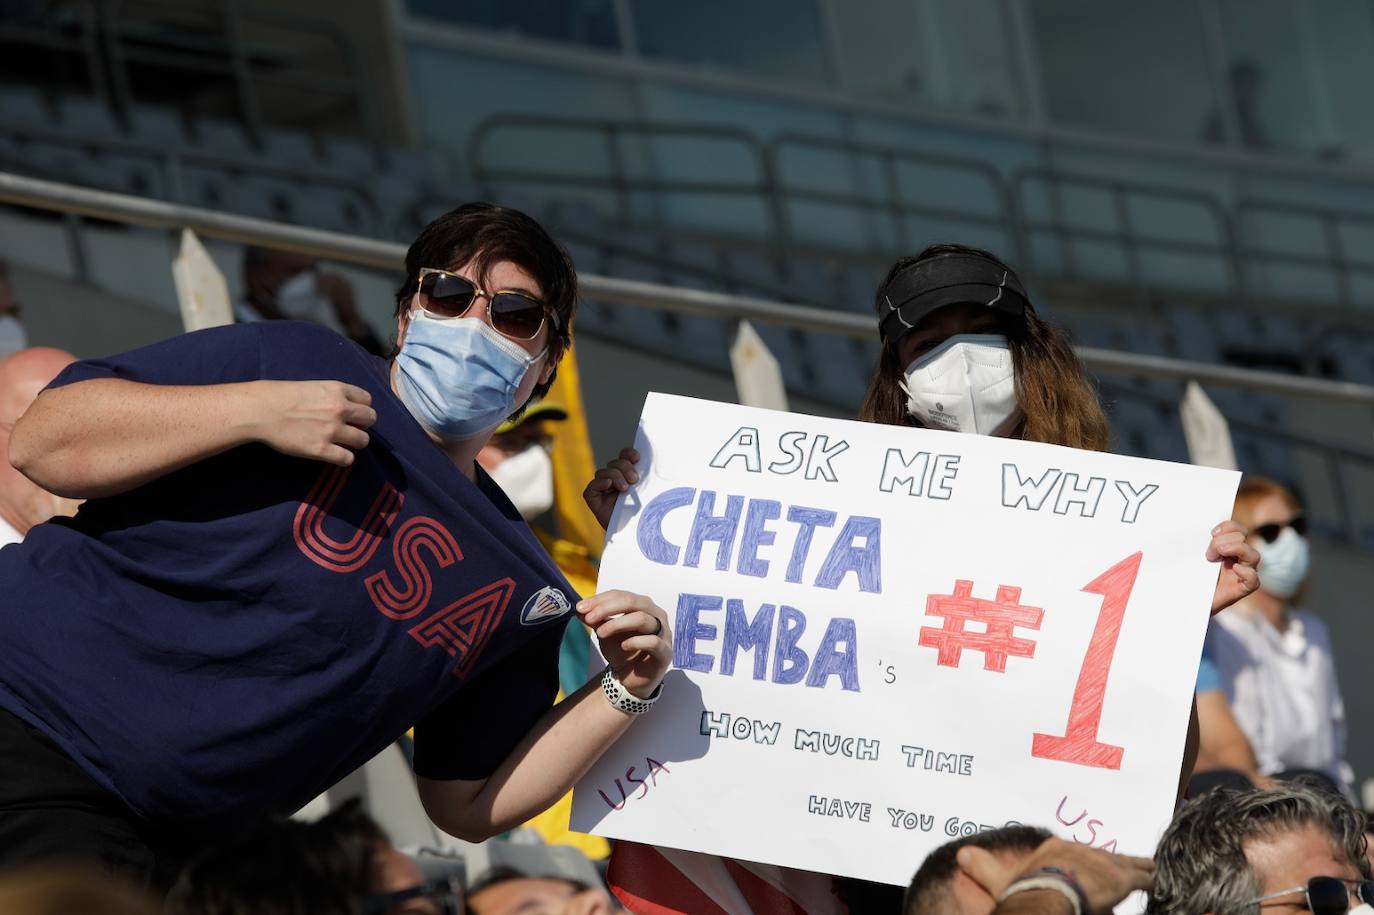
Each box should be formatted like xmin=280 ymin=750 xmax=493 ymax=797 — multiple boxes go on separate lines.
xmin=0 ymin=347 xmax=76 ymax=423
xmin=0 ymin=346 xmax=80 ymax=537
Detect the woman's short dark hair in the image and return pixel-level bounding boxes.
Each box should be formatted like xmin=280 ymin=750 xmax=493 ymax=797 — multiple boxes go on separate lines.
xmin=393 ymin=202 xmax=578 ymax=403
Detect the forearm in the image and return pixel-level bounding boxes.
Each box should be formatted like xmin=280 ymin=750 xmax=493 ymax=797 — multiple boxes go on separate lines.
xmin=10 ymin=379 xmax=263 ymax=498
xmin=434 ymin=675 xmax=636 ymax=838
xmin=1199 ymin=732 xmax=1262 ymax=775
xmin=1194 ymin=691 xmax=1264 ymax=783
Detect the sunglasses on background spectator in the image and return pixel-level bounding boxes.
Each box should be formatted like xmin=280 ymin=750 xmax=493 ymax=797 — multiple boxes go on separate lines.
xmin=363 ymin=874 xmax=463 ymax=915
xmin=1246 ymin=875 xmax=1374 ymax=914
xmin=1252 ymin=514 xmax=1308 ymax=543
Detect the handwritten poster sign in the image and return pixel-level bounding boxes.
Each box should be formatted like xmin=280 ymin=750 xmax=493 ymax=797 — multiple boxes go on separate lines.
xmin=571 ymin=393 xmax=1239 ymax=886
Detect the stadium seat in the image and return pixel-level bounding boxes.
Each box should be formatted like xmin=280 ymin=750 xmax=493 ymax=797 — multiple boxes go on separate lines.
xmin=0 ymin=84 xmax=51 ymax=127
xmin=322 ymin=136 xmax=378 ymax=174
xmin=55 ymin=96 xmax=119 ymax=136
xmin=1161 ymin=304 xmax=1223 ymax=363
xmin=128 ymin=105 xmax=191 ymax=146
xmin=262 ymin=128 xmax=320 ymax=168
xmin=193 ymin=117 xmax=254 ymax=156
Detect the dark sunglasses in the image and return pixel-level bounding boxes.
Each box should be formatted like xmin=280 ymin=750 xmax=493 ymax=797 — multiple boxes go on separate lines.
xmin=416 ymin=267 xmax=560 ymax=342
xmin=1252 ymin=514 xmax=1308 ymax=544
xmin=1248 ymin=875 xmax=1374 ymax=913
xmin=363 ymin=874 xmax=463 ymax=915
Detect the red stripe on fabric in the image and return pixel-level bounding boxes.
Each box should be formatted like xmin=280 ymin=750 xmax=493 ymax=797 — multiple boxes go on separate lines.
xmin=721 ymin=859 xmax=814 ymax=915
xmin=607 ymin=842 xmax=733 ymax=915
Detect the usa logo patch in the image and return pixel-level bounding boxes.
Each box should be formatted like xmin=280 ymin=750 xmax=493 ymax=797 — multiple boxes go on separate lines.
xmin=520 ymin=586 xmax=572 ymax=626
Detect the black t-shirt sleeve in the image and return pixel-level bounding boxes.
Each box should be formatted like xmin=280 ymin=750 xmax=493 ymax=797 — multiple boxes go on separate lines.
xmin=412 ymin=619 xmax=567 ymax=782
xmin=47 ymin=322 xmax=265 ymax=389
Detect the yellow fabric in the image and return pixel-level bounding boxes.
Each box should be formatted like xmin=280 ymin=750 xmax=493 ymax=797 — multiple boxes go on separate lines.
xmin=523 ymin=532 xmax=607 ymax=860
xmin=519 ymin=538 xmax=607 ymax=858
xmin=519 ymin=346 xmax=610 ymax=858
xmin=546 ymin=343 xmax=607 ymax=560
xmin=535 ymin=529 xmax=599 ymax=597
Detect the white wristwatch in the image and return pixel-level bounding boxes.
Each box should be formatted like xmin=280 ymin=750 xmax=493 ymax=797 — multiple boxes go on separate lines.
xmin=599 ymin=665 xmax=663 ymax=715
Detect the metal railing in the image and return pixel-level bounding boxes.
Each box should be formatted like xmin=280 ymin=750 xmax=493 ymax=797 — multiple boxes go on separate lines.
xmin=1011 ymin=167 xmax=1240 ymax=294
xmin=470 ymin=117 xmax=1021 ymax=261
xmin=0 ymin=120 xmax=383 ymax=242
xmin=1236 ymin=198 xmax=1374 ymax=309
xmin=772 ymin=131 xmax=1017 ymax=260
xmin=468 ymin=114 xmax=1374 ymax=319
xmin=1101 ymin=380 xmax=1374 ymax=545
xmin=5 ymin=169 xmax=1374 ymax=406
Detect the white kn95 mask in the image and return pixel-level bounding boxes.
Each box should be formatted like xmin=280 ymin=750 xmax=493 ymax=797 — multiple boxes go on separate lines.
xmin=899 ymin=333 xmax=1021 ymax=436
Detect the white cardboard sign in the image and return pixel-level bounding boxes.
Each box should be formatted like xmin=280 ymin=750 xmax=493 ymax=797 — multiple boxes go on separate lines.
xmin=571 ymin=393 xmax=1240 ymax=886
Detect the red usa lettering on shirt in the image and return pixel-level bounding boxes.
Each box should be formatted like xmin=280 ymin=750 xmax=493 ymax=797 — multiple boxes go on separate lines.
xmin=291 ymin=464 xmax=515 ymax=679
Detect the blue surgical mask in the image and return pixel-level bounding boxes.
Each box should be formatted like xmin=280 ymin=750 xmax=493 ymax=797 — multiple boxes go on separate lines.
xmin=1254 ymin=525 xmax=1310 ymax=601
xmin=394 ymin=311 xmax=545 ymax=441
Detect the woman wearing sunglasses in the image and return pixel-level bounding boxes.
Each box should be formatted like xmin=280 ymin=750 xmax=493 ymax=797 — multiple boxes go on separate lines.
xmin=1203 ymin=476 xmax=1352 ymax=794
xmin=0 ymin=203 xmax=671 ymax=886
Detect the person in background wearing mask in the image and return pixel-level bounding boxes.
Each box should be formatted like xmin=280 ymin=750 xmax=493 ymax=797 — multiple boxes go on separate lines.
xmin=477 ymin=401 xmax=566 ymax=523
xmin=1204 ymin=476 xmax=1351 ymax=794
xmin=0 ymin=346 xmax=80 ymax=545
xmin=1 ymin=203 xmax=672 ymax=889
xmin=0 ymin=260 xmax=30 ymax=358
xmin=237 ymin=246 xmax=385 ymax=355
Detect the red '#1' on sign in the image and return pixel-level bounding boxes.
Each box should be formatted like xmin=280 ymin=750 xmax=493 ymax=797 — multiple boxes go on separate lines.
xmin=1032 ymin=552 xmax=1144 ymax=771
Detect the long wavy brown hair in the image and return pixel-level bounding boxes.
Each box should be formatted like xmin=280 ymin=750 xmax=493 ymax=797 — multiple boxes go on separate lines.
xmin=858 ymin=244 xmax=1111 ymax=452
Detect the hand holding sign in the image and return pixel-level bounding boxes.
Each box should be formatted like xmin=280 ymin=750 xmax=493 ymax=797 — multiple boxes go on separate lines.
xmin=1206 ymin=520 xmax=1261 ymax=613
xmin=579 ymin=589 xmax=672 ymax=700
xmin=585 ymin=447 xmax=640 ymax=530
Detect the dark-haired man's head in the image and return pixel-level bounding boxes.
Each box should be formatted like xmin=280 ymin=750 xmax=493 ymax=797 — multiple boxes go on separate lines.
xmin=904 ymin=825 xmax=1052 ymax=915
xmin=166 ymin=801 xmax=444 ymax=915
xmin=466 ymin=867 xmax=614 ymax=915
xmin=1149 ymin=781 xmax=1370 ymax=915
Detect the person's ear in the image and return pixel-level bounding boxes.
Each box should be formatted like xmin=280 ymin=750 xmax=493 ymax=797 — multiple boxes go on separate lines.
xmin=395 ymin=297 xmax=417 ymax=348
xmin=538 ymin=339 xmax=566 ymax=385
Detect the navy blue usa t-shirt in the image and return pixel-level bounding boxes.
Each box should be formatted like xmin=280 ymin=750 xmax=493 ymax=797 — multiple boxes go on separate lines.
xmin=0 ymin=321 xmax=578 ymax=826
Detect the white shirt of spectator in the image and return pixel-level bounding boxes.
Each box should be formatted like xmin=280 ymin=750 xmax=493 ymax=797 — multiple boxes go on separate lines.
xmin=0 ymin=515 xmax=23 ymax=548
xmin=1205 ymin=607 xmax=1351 ymax=788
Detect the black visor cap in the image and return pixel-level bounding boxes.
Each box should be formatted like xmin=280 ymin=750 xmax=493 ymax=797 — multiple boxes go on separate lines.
xmin=876 ymin=254 xmax=1031 ymax=344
